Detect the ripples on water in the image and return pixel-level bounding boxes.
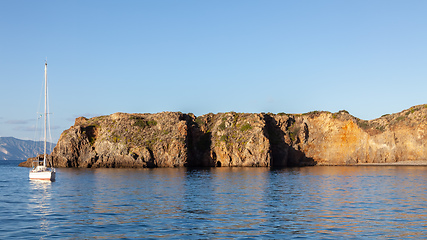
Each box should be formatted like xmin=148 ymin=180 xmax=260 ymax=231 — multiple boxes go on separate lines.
xmin=1 ymin=161 xmax=427 ymax=239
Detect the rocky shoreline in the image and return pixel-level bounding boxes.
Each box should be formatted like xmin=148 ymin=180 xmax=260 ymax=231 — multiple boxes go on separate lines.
xmin=355 ymin=160 xmax=427 ymax=166
xmin=19 ymin=104 xmax=427 ymax=168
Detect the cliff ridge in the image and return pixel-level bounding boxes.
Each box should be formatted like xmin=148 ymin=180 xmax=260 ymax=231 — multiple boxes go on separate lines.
xmin=19 ymin=105 xmax=427 ymax=167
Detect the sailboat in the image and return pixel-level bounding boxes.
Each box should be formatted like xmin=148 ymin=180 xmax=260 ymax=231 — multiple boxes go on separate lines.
xmin=29 ymin=61 xmax=56 ymax=181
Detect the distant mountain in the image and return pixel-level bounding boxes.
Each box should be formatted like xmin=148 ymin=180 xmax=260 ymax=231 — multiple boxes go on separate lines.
xmin=0 ymin=137 xmax=56 ymax=160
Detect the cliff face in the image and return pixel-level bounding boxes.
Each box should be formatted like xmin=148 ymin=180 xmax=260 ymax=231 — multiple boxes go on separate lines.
xmin=53 ymin=112 xmax=189 ymax=168
xmin=270 ymin=105 xmax=427 ymax=165
xmin=18 ymin=105 xmax=427 ymax=168
xmin=189 ymin=112 xmax=270 ymax=167
xmin=20 ymin=112 xmax=189 ymax=168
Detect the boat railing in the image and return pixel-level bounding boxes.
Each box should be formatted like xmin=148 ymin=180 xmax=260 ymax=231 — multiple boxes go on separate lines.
xmin=31 ymin=159 xmax=44 ymax=169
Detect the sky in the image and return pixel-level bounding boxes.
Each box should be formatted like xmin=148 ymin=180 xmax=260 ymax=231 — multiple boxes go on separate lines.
xmin=1 ymin=0 xmax=427 ymax=143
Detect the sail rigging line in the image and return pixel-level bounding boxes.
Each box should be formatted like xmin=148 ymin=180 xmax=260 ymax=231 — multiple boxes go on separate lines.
xmin=33 ymin=66 xmax=45 ymax=156
xmin=32 ymin=64 xmax=47 ymax=159
xmin=44 ymin=62 xmax=54 ymax=167
xmin=33 ymin=62 xmax=54 ymax=163
xmin=45 ymin=69 xmax=53 ymax=157
xmin=44 ymin=61 xmax=47 ymax=167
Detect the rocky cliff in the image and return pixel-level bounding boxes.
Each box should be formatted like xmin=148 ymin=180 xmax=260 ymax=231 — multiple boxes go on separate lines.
xmin=19 ymin=105 xmax=427 ymax=168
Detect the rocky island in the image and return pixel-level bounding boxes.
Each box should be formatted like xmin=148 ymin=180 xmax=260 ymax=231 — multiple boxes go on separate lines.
xmin=19 ymin=105 xmax=427 ymax=168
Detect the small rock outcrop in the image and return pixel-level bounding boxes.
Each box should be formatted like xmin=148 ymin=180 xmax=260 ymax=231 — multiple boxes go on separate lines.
xmin=18 ymin=105 xmax=427 ymax=168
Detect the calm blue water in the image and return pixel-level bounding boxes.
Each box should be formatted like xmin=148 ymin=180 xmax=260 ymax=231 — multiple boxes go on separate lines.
xmin=1 ymin=161 xmax=427 ymax=239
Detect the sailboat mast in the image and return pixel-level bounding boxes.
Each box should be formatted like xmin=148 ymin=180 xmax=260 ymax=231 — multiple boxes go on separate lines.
xmin=44 ymin=62 xmax=47 ymax=167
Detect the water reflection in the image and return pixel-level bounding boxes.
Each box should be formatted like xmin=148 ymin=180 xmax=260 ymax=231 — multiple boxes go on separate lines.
xmin=209 ymin=168 xmax=269 ymax=236
xmin=15 ymin=166 xmax=427 ymax=239
xmin=262 ymin=166 xmax=427 ymax=238
xmin=28 ymin=180 xmax=53 ymax=238
xmin=181 ymin=168 xmax=271 ymax=237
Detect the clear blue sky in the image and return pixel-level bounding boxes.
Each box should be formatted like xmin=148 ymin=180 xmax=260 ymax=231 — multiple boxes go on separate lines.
xmin=1 ymin=0 xmax=427 ymax=142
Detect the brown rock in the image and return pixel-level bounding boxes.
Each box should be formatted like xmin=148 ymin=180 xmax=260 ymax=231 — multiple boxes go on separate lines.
xmin=193 ymin=112 xmax=270 ymax=167
xmin=18 ymin=104 xmax=427 ymax=168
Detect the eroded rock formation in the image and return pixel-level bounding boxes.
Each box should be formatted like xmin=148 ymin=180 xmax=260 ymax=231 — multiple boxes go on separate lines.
xmin=19 ymin=105 xmax=427 ymax=168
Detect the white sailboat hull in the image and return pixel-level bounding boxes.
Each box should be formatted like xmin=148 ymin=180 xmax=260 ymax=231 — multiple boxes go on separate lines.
xmin=29 ymin=167 xmax=56 ymax=181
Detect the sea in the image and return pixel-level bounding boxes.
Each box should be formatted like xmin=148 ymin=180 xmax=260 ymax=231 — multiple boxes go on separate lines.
xmin=1 ymin=160 xmax=427 ymax=239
